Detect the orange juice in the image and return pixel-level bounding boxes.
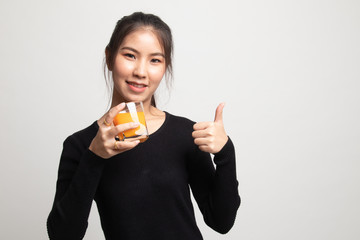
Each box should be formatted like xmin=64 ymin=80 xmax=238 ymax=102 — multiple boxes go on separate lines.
xmin=113 ymin=111 xmax=148 ymax=142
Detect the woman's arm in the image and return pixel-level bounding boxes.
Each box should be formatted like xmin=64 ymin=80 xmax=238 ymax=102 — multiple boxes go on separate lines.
xmin=188 ymin=137 xmax=241 ymax=234
xmin=47 ymin=103 xmax=140 ymax=239
xmin=47 ymin=135 xmax=106 ymax=240
xmin=190 ymin=103 xmax=240 ymax=233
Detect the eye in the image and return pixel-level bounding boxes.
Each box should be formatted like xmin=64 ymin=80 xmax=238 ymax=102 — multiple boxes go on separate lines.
xmin=151 ymin=58 xmax=161 ymax=63
xmin=124 ymin=53 xmax=135 ymax=59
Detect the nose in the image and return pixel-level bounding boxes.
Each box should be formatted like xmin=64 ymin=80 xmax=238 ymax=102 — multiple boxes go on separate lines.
xmin=133 ymin=59 xmax=147 ymax=79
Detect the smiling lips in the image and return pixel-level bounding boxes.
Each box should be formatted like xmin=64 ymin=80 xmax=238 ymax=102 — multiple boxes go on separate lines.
xmin=126 ymin=80 xmax=148 ymax=93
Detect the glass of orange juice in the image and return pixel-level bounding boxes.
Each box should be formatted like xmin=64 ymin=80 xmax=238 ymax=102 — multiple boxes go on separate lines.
xmin=112 ymin=102 xmax=149 ymax=143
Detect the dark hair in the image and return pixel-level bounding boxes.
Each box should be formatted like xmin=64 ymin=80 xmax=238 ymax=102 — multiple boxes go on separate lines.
xmin=104 ymin=12 xmax=173 ymax=107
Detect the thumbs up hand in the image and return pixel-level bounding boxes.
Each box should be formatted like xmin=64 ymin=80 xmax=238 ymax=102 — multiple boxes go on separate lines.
xmin=192 ymin=103 xmax=229 ymax=154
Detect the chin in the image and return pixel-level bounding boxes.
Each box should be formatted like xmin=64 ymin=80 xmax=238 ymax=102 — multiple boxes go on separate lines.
xmin=124 ymin=95 xmax=146 ymax=103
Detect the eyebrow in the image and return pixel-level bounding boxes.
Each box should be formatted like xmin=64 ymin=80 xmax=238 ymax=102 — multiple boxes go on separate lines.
xmin=120 ymin=46 xmax=165 ymax=58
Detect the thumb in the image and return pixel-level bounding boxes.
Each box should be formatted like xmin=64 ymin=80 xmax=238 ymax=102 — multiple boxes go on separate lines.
xmin=214 ymin=103 xmax=225 ymax=122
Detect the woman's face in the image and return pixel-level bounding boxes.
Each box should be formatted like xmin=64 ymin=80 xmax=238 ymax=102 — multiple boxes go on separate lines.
xmin=111 ymin=28 xmax=166 ymax=105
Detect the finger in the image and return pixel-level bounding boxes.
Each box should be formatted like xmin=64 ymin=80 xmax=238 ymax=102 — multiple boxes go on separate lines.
xmin=192 ymin=129 xmax=213 ymax=139
xmin=198 ymin=145 xmax=212 ymax=153
xmin=109 ymin=122 xmax=139 ymax=136
xmin=214 ymin=102 xmax=225 ymax=123
xmin=194 ymin=137 xmax=211 ymax=146
xmin=103 ymin=102 xmax=126 ymax=127
xmin=114 ymin=139 xmax=140 ymax=151
xmin=193 ymin=122 xmax=213 ymax=131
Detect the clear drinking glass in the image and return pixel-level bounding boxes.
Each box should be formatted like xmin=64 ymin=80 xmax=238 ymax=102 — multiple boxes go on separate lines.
xmin=112 ymin=102 xmax=149 ymax=143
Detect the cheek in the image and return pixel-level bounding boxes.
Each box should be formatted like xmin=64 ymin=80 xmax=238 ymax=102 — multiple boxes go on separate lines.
xmin=114 ymin=59 xmax=133 ymax=77
xmin=149 ymin=67 xmax=166 ymax=83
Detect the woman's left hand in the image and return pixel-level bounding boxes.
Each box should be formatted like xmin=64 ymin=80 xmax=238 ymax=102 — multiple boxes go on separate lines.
xmin=192 ymin=103 xmax=229 ymax=154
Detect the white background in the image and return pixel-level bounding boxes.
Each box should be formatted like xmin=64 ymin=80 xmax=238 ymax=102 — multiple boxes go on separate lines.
xmin=1 ymin=0 xmax=360 ymax=239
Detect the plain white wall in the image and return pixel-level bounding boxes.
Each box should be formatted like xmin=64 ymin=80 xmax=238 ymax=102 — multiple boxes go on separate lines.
xmin=1 ymin=0 xmax=359 ymax=239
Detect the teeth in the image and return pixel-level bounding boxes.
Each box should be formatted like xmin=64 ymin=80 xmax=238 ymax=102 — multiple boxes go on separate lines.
xmin=128 ymin=82 xmax=146 ymax=88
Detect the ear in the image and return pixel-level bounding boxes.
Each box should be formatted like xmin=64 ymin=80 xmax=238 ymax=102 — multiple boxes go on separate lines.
xmin=105 ymin=47 xmax=113 ymax=71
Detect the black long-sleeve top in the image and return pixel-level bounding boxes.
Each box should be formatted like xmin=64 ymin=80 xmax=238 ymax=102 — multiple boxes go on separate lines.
xmin=47 ymin=112 xmax=240 ymax=239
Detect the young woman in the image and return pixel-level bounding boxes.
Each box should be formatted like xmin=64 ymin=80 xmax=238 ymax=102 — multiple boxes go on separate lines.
xmin=47 ymin=12 xmax=240 ymax=240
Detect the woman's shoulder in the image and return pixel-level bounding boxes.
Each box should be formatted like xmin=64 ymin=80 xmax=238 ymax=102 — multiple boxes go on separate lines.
xmin=165 ymin=111 xmax=196 ymax=127
xmin=64 ymin=121 xmax=99 ymax=149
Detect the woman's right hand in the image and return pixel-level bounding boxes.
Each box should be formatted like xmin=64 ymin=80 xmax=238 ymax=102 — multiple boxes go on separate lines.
xmin=89 ymin=102 xmax=140 ymax=159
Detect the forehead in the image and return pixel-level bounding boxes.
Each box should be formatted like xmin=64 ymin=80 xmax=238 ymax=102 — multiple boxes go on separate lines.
xmin=120 ymin=28 xmax=164 ymax=53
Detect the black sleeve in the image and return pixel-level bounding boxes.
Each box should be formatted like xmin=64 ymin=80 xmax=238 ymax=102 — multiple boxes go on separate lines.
xmin=188 ymin=137 xmax=241 ymax=234
xmin=47 ymin=135 xmax=106 ymax=240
